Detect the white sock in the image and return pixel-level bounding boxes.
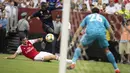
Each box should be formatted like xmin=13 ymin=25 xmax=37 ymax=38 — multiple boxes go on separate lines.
xmin=72 ymin=62 xmax=76 ymax=64
xmin=55 ymin=54 xmax=60 ymax=60
xmin=115 ymin=68 xmax=119 ymax=71
xmin=66 ymin=59 xmax=72 ymax=64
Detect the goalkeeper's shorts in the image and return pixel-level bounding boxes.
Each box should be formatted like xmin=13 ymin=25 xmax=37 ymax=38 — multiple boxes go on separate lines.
xmin=80 ymin=34 xmax=109 ymax=49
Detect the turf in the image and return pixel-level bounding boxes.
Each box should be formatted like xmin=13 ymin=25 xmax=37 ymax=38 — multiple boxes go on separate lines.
xmin=0 ymin=54 xmax=130 ymax=73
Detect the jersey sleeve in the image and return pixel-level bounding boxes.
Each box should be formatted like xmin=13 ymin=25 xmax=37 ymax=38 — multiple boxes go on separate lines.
xmin=16 ymin=46 xmax=22 ymax=54
xmin=103 ymin=16 xmax=110 ymax=29
xmin=32 ymin=11 xmax=41 ymax=17
xmin=80 ymin=17 xmax=87 ymax=28
xmin=29 ymin=39 xmax=38 ymax=44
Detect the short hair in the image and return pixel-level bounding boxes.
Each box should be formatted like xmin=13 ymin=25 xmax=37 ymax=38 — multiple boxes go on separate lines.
xmin=91 ymin=7 xmax=100 ymax=13
xmin=41 ymin=2 xmax=47 ymax=7
xmin=20 ymin=35 xmax=26 ymax=41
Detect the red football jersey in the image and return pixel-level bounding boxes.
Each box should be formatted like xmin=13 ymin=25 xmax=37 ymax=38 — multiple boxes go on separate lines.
xmin=20 ymin=41 xmax=39 ymax=60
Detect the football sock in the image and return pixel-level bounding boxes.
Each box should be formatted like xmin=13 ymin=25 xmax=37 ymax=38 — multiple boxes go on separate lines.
xmin=106 ymin=51 xmax=118 ymax=69
xmin=72 ymin=48 xmax=81 ymax=64
xmin=66 ymin=59 xmax=72 ymax=64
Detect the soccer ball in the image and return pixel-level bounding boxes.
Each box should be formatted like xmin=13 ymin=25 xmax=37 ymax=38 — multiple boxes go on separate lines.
xmin=45 ymin=33 xmax=54 ymax=42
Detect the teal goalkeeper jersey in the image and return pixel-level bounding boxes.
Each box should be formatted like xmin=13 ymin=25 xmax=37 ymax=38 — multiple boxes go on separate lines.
xmin=80 ymin=13 xmax=110 ymax=36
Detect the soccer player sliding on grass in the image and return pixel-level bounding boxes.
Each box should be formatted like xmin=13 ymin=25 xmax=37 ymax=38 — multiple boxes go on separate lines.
xmin=5 ymin=36 xmax=72 ymax=63
xmin=67 ymin=7 xmax=120 ymax=73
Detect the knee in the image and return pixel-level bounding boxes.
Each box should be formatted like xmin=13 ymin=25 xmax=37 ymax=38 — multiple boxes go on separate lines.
xmin=46 ymin=26 xmax=54 ymax=33
xmin=75 ymin=48 xmax=81 ymax=52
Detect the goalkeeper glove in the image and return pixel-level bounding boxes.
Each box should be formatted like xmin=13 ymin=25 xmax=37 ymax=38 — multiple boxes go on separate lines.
xmin=68 ymin=41 xmax=74 ymax=50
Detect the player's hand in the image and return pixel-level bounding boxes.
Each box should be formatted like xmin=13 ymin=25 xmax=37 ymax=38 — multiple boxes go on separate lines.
xmin=4 ymin=55 xmax=15 ymax=59
xmin=38 ymin=38 xmax=43 ymax=42
xmin=4 ymin=57 xmax=8 ymax=59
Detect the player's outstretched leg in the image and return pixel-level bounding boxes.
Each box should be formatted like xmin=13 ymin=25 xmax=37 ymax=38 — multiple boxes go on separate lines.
xmin=55 ymin=53 xmax=72 ymax=64
xmin=67 ymin=47 xmax=81 ymax=70
xmin=105 ymin=48 xmax=120 ymax=73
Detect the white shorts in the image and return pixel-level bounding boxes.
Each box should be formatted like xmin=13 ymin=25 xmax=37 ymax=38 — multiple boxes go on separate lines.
xmin=34 ymin=51 xmax=53 ymax=61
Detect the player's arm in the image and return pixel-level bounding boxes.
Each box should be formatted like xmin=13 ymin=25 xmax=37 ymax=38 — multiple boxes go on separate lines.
xmin=70 ymin=18 xmax=87 ymax=46
xmin=27 ymin=11 xmax=40 ymax=20
xmin=28 ymin=15 xmax=35 ymax=20
xmin=72 ymin=26 xmax=83 ymax=43
xmin=68 ymin=26 xmax=83 ymax=50
xmin=69 ymin=26 xmax=83 ymax=49
xmin=6 ymin=52 xmax=18 ymax=59
xmin=6 ymin=46 xmax=22 ymax=59
xmin=29 ymin=38 xmax=43 ymax=44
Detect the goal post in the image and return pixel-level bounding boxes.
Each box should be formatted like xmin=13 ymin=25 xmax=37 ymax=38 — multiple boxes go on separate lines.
xmin=59 ymin=0 xmax=71 ymax=73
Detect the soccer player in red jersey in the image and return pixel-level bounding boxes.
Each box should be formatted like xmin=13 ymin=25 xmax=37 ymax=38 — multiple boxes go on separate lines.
xmin=6 ymin=36 xmax=58 ymax=61
xmin=5 ymin=36 xmax=72 ymax=63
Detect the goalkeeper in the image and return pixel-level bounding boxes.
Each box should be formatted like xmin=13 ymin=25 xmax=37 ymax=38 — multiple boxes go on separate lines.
xmin=67 ymin=7 xmax=120 ymax=73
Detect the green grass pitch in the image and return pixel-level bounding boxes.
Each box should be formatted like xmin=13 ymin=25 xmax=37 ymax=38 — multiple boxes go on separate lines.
xmin=0 ymin=54 xmax=130 ymax=73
